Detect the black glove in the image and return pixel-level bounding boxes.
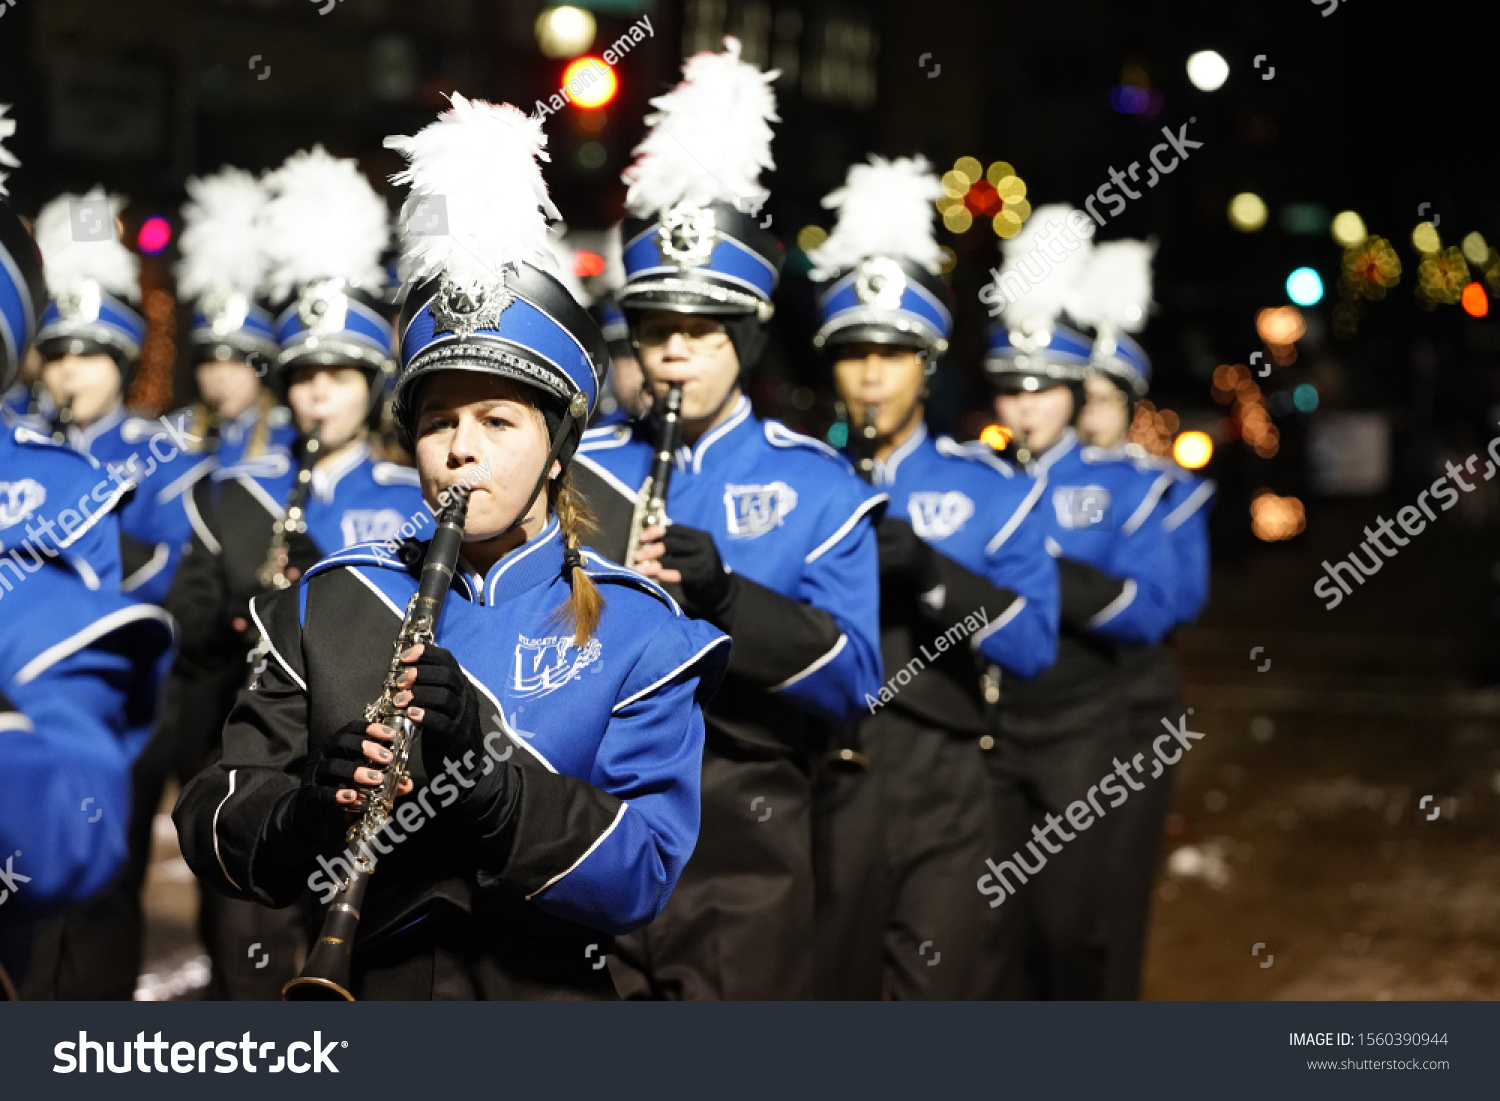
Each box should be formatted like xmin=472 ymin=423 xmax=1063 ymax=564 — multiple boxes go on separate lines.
xmin=260 ymin=719 xmax=386 ymax=856
xmin=660 ymin=524 xmax=737 ymax=625
xmin=406 ymin=643 xmax=521 ymax=847
xmin=876 ymin=517 xmax=943 ymax=594
xmin=408 ymin=643 xmax=484 ymax=778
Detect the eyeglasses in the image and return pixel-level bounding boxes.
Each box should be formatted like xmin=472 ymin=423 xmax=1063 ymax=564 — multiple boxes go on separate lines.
xmin=634 ymin=318 xmax=730 ymax=350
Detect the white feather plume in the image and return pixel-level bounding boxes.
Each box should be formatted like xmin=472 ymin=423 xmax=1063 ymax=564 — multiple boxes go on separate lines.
xmin=808 ymin=155 xmax=944 ymax=280
xmin=259 ymin=146 xmax=389 ymax=302
xmin=0 ymin=104 xmax=19 ymax=197
xmin=622 ymin=36 xmax=779 ymax=218
xmin=1070 ymin=238 xmax=1155 ymax=335
xmin=385 ymin=94 xmax=558 ymax=295
xmin=175 ymin=167 xmax=268 ymax=301
xmin=34 ymin=188 xmax=140 ymax=303
xmin=993 ymin=204 xmax=1093 ymax=334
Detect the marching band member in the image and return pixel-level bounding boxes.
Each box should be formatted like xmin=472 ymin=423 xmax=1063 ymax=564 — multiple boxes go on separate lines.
xmin=32 ymin=189 xmax=206 ymax=605
xmin=813 ymin=155 xmax=1059 ymax=998
xmin=979 ymin=207 xmax=1179 ymax=999
xmin=1070 ymin=240 xmax=1215 ymax=999
xmin=169 ymin=147 xmax=422 ymax=684
xmin=174 ymin=94 xmax=729 ymax=1000
xmin=164 ymin=147 xmax=423 ymax=999
xmin=575 ymin=38 xmax=885 ymax=999
xmin=0 ymin=128 xmax=174 ymax=996
xmin=171 ymin=166 xmax=296 ymax=470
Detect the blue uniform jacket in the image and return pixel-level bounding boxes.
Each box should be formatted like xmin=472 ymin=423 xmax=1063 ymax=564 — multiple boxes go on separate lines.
xmin=161 ymin=401 xmax=300 ymax=472
xmin=1 ymin=418 xmax=127 ymax=591
xmin=1029 ymin=430 xmax=1178 ymax=646
xmin=0 ymin=561 xmax=174 ymax=909
xmin=177 ymin=518 xmax=729 ymax=937
xmin=65 ymin=403 xmax=214 ymax=605
xmin=203 ymin=440 xmax=425 ymax=556
xmin=873 ymin=423 xmax=1059 ymax=679
xmin=1086 ymin=442 xmax=1214 ymax=627
xmin=577 ymin=395 xmax=885 ymax=724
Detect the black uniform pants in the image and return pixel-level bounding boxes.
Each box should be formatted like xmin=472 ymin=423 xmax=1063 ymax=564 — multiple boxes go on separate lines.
xmin=989 ymin=696 xmax=1133 ymax=1000
xmin=610 ymin=740 xmax=814 ymax=1000
xmin=24 ymin=667 xmax=307 ymax=1000
xmin=1101 ymin=648 xmax=1182 ymax=1000
xmin=815 ymin=710 xmax=1023 ymax=999
xmin=351 ymin=904 xmax=617 ymax=1001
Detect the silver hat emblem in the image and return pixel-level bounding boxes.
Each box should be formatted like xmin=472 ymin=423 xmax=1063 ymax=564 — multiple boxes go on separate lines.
xmin=854 ymin=257 xmax=907 ymax=310
xmin=658 ymin=202 xmax=718 ymax=270
xmin=429 ymin=276 xmax=512 ymax=340
xmin=297 ymin=278 xmax=349 ymax=335
xmin=56 ymin=280 xmax=103 ymax=323
xmin=202 ymin=287 xmax=250 ymax=337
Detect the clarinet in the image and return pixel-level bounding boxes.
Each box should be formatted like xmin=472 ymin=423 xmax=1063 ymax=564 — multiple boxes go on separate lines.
xmin=283 ymin=485 xmax=471 ymax=1001
xmin=48 ymin=396 xmax=74 ymax=445
xmin=624 ymin=383 xmax=684 ymax=564
xmin=256 ymin=427 xmax=322 ymax=590
xmin=851 ymin=401 xmax=879 ymax=483
xmin=822 ymin=401 xmax=880 ymax=773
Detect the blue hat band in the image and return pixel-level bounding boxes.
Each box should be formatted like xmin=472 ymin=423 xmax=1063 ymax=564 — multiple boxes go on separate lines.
xmin=1091 ymin=331 xmax=1151 ymax=393
xmin=598 ymin=299 xmax=629 ymax=342
xmin=817 ymin=272 xmax=952 ymax=345
xmin=400 ymin=291 xmax=597 ymax=415
xmin=0 ymin=243 xmax=37 ymax=371
xmin=276 ymin=297 xmax=394 ymax=370
xmin=39 ymin=293 xmax=147 ymax=360
xmin=622 ymin=224 xmax=777 ymax=303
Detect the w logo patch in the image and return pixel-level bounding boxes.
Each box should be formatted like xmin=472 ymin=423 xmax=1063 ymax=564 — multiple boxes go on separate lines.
xmin=907 ymin=491 xmax=975 ymax=540
xmin=513 ymin=634 xmax=603 ymax=699
xmin=0 ymin=479 xmax=46 ymax=530
xmin=723 ymin=482 xmax=798 ymax=537
xmin=340 ymin=508 xmax=406 ymax=546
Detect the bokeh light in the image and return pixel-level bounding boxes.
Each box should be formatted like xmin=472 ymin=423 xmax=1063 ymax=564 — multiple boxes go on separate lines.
xmin=1292 ymin=383 xmax=1320 ymax=413
xmin=985 ymin=161 xmax=1015 ymax=187
xmin=1256 ymin=305 xmax=1306 ymax=346
xmin=1461 ymin=282 xmax=1489 ymax=317
xmin=1330 ymin=211 xmax=1366 ymax=247
xmin=136 ymin=215 xmax=171 ymax=256
xmin=1173 ymin=430 xmax=1213 ymax=470
xmin=562 ymin=57 xmax=617 ymax=108
xmin=572 ymin=249 xmax=605 ymax=278
xmin=980 ymin=424 xmax=1013 ymax=450
xmin=1286 ymin=267 xmax=1324 ymax=306
xmin=797 ymin=225 xmax=828 ymax=252
xmin=1228 ymin=192 xmax=1268 ymax=232
xmin=1461 ymin=232 xmax=1489 ymax=265
xmin=1251 ymin=492 xmax=1305 ymax=542
xmin=535 ymin=6 xmax=596 ymax=59
xmin=1185 ymin=51 xmax=1230 ymax=92
xmin=1411 ymin=222 xmax=1441 ymax=254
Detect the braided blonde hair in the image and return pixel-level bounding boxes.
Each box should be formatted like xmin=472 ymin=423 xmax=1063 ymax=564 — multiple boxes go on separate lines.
xmin=548 ymin=468 xmax=604 ymax=646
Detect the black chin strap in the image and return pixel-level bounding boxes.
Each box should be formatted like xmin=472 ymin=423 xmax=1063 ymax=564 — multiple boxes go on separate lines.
xmin=501 ymin=406 xmax=584 ymax=538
